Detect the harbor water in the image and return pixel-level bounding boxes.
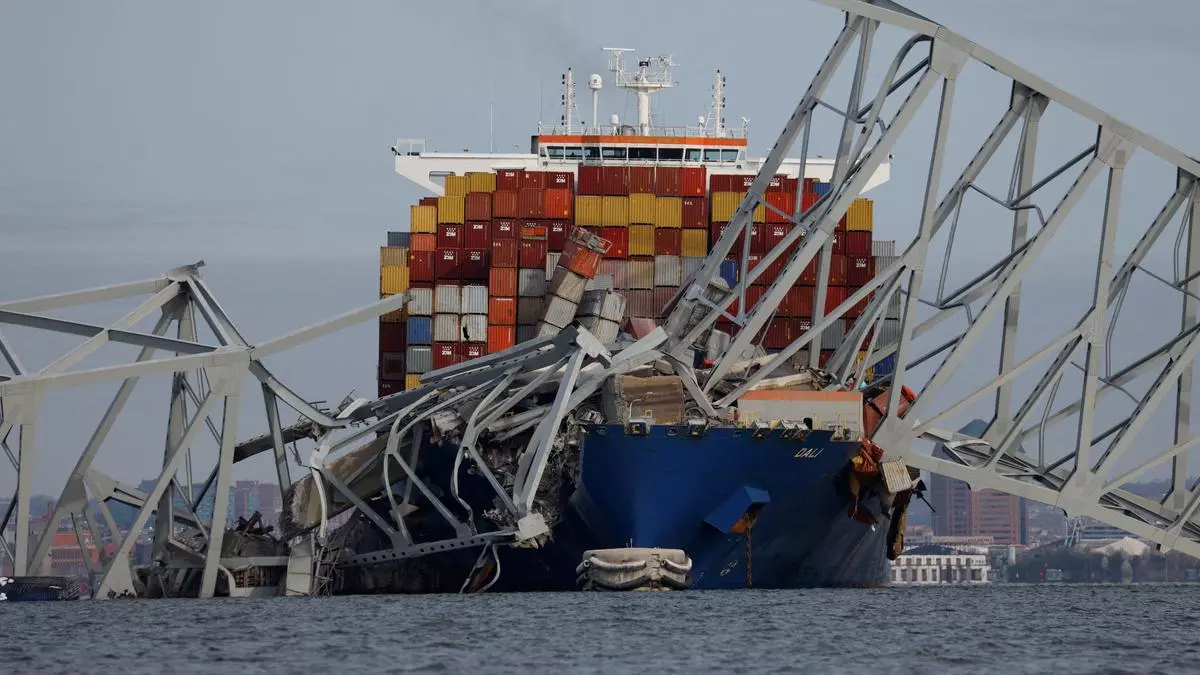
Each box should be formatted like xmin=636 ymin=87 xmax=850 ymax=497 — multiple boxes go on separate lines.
xmin=5 ymin=584 xmax=1197 ymax=674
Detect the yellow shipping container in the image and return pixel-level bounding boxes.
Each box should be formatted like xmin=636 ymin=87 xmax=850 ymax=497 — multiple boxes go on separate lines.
xmin=437 ymin=195 xmax=465 ymax=224
xmin=654 ymin=197 xmax=683 ymax=228
xmin=711 ymin=191 xmax=742 ymax=222
xmin=465 ymin=171 xmax=496 ymax=193
xmin=681 ymin=229 xmax=709 ymax=257
xmin=602 ymin=196 xmax=630 ymax=227
xmin=753 ymin=199 xmax=766 ymax=224
xmin=444 ymin=175 xmax=468 ymax=197
xmin=411 ymin=205 xmax=437 ymax=233
xmin=847 ymin=198 xmax=874 ymax=231
xmin=380 ymin=246 xmax=409 ymax=267
xmin=380 ymin=293 xmax=407 ymax=322
xmin=380 ymin=265 xmax=410 ymax=295
xmin=629 ymin=224 xmax=655 ymax=256
xmin=405 ymin=374 xmax=423 ymax=390
xmin=628 ymin=194 xmax=656 ymax=225
xmin=576 ymin=195 xmax=603 ymax=227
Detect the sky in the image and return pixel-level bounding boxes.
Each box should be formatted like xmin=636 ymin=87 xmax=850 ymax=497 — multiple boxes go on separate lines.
xmin=2 ymin=0 xmax=1200 ymax=502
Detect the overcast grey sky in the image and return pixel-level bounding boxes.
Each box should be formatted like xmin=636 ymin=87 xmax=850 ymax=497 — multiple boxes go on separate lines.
xmin=2 ymin=0 xmax=1199 ymax=496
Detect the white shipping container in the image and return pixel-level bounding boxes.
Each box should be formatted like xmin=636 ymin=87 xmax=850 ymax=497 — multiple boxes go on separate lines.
xmin=517 ymin=297 xmax=545 ymax=325
xmin=434 ymin=284 xmax=461 ymax=314
xmin=535 ymin=321 xmax=560 ymax=339
xmin=461 ymin=285 xmax=489 ymax=315
xmin=886 ymin=290 xmax=903 ymax=320
xmin=682 ymin=256 xmax=705 ymax=283
xmin=585 ymin=274 xmax=614 ymax=291
xmin=579 ymin=290 xmax=626 ymax=322
xmin=820 ymin=318 xmax=847 ymax=350
xmin=579 ymin=316 xmax=620 ymax=344
xmin=543 ymin=295 xmax=578 ymax=329
xmin=405 ymin=345 xmax=432 ymax=374
xmin=654 ymin=255 xmax=682 ymax=287
xmin=433 ymin=314 xmax=461 ymax=342
xmin=407 ymin=287 xmax=433 ymax=316
xmin=461 ymin=314 xmax=488 ymax=343
xmin=875 ymin=254 xmax=900 ymax=272
xmin=879 ymin=318 xmax=901 ymax=344
xmin=518 ymin=269 xmax=547 ymax=297
xmin=549 ymin=267 xmax=588 ymax=304
xmin=546 ymin=252 xmax=562 ymax=281
xmin=872 ymin=239 xmax=897 ymax=257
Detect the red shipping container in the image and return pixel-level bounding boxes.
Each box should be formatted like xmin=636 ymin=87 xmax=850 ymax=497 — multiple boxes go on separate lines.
xmin=628 ymin=166 xmax=655 ymax=194
xmin=599 ymin=227 xmax=629 ymax=259
xmin=797 ymin=285 xmax=816 ymax=317
xmin=653 ymin=287 xmax=675 ymax=317
xmin=779 ymin=286 xmax=806 ymax=317
xmin=626 ymin=289 xmax=657 ymax=318
xmin=566 ymin=248 xmax=603 ymax=279
xmin=825 ymin=285 xmax=848 ymax=315
xmin=412 ymin=233 xmax=436 ymax=252
xmin=464 ymin=221 xmax=490 ymax=249
xmin=409 ymin=251 xmax=435 ymax=282
xmin=764 ymin=223 xmax=793 ymax=256
xmin=655 ymin=166 xmax=681 ymax=196
xmin=519 ymin=239 xmax=548 ymax=268
xmin=655 ymin=229 xmax=682 ymax=256
xmin=837 ymin=214 xmax=848 ymax=233
xmin=489 ymin=267 xmax=518 ymax=296
xmin=496 ymin=169 xmax=522 ymax=192
xmin=435 ymin=247 xmax=460 ymax=280
xmin=521 ymin=221 xmax=547 ymax=239
xmin=763 ymin=318 xmax=799 ymax=350
xmin=546 ymin=170 xmax=574 ymax=190
xmin=801 ymin=190 xmax=819 ymax=216
xmin=543 ymin=189 xmax=573 ymax=220
xmin=712 ymin=222 xmax=745 ymax=252
xmin=547 ymin=221 xmax=570 ymax=251
xmin=830 ymin=254 xmax=848 ymax=286
xmin=800 ymin=257 xmax=819 ymax=285
xmin=681 ymin=197 xmax=707 ymax=228
xmin=602 ymin=166 xmax=630 ymax=196
xmin=750 ymin=224 xmax=766 ymax=256
xmin=378 ymin=379 xmax=403 ymax=398
xmin=680 ymin=167 xmax=706 ymax=196
xmin=521 ymin=171 xmax=546 ymax=190
xmin=746 ymin=254 xmax=764 ymax=278
xmin=832 ymin=232 xmax=847 ymax=256
xmin=488 ymin=296 xmax=517 ymax=324
xmin=460 ymin=248 xmax=489 ymax=281
xmin=846 ymin=231 xmax=872 ymax=258
xmin=493 ymin=219 xmax=518 ymax=240
xmin=766 ymin=174 xmax=784 ymax=192
xmin=380 ymin=322 xmax=407 ymax=352
xmin=765 ymin=192 xmax=795 ymax=224
xmin=463 ymin=343 xmax=487 ymax=360
xmin=487 ymin=324 xmax=516 ymax=352
xmin=433 ymin=342 xmax=463 ymax=369
xmin=844 ymin=290 xmax=869 ymax=320
xmin=490 ymin=239 xmax=518 ymax=268
xmin=747 ymin=285 xmax=767 ymax=309
xmin=465 ymin=192 xmax=492 ymax=221
xmin=419 ymin=196 xmax=439 ymax=207
xmin=518 ymin=188 xmax=544 ymax=219
xmin=848 ymin=256 xmax=875 ymax=286
xmin=578 ymin=166 xmax=604 ymax=196
xmin=779 ymin=176 xmax=799 ymax=194
xmin=493 ymin=191 xmax=519 ymax=218
xmin=436 ymin=224 xmax=462 ymax=249
xmin=804 ymin=178 xmax=818 ymax=192
xmin=761 ymin=255 xmax=787 ymax=284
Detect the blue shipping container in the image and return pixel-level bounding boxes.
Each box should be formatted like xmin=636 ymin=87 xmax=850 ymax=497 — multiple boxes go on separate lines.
xmin=407 ymin=316 xmax=433 ymax=345
xmin=813 ymin=182 xmax=832 ymax=197
xmin=388 ymin=231 xmax=411 ymax=247
xmin=719 ymin=259 xmax=738 ymax=288
xmin=874 ymin=352 xmax=897 ymax=377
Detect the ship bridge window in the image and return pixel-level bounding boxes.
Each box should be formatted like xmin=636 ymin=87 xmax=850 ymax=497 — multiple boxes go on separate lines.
xmin=704 ymin=149 xmax=724 ymax=163
xmin=547 ymin=146 xmax=565 ymax=159
xmin=563 ymin=146 xmax=584 ymax=160
xmin=601 ymin=147 xmax=627 ymax=160
xmin=685 ymin=148 xmax=702 ymax=162
xmin=658 ymin=147 xmax=683 ymax=161
xmin=583 ymin=146 xmax=600 ymax=160
xmin=723 ymin=149 xmax=740 ymax=162
xmin=629 ymin=147 xmax=656 ymax=161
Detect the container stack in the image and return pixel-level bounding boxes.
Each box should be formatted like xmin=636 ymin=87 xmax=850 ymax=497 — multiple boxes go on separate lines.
xmin=536 ymin=227 xmax=614 ymax=338
xmin=378 ymin=243 xmax=410 ymax=397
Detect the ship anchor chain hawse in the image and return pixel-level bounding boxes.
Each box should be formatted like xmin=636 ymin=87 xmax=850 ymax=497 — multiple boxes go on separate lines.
xmin=3 ymin=0 xmax=1200 ymax=598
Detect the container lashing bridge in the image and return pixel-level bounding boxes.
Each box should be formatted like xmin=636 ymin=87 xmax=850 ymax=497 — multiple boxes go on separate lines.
xmin=2 ymin=0 xmax=1200 ymax=597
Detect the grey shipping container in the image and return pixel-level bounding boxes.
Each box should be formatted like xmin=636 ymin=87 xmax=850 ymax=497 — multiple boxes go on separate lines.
xmin=872 ymin=239 xmax=896 ymax=257
xmin=579 ymin=290 xmax=626 ymax=322
xmin=461 ymin=314 xmax=488 ymax=343
xmin=628 ymin=259 xmax=654 ymax=290
xmin=682 ymin=256 xmax=705 ymax=284
xmin=518 ymin=269 xmax=547 ymax=297
xmin=535 ymin=321 xmax=560 ymax=339
xmin=886 ymin=289 xmax=903 ymax=320
xmin=545 ymin=252 xmax=562 ymax=281
xmin=517 ymin=324 xmax=538 ymax=344
xmin=654 ymin=255 xmax=682 ymax=287
xmin=461 ymin=285 xmax=489 ymax=315
xmin=407 ymin=287 xmax=434 ymax=316
xmin=406 ymin=345 xmax=433 ymax=374
xmin=820 ymin=318 xmax=847 ymax=350
xmin=600 ymin=260 xmax=629 ymax=289
xmin=517 ymin=297 xmax=546 ymax=325
xmin=579 ymin=315 xmax=620 ymax=344
xmin=585 ymin=274 xmax=614 ymax=292
xmin=434 ymin=284 xmax=461 ymax=314
xmin=433 ymin=314 xmax=461 ymax=342
xmin=879 ymin=318 xmax=901 ymax=345
xmin=875 ymin=254 xmax=900 ymax=273
xmin=388 ymin=231 xmax=411 ymax=247
xmin=549 ymin=267 xmax=588 ymax=304
xmin=626 ymin=289 xmax=657 ymax=318
xmin=543 ymin=295 xmax=578 ymax=329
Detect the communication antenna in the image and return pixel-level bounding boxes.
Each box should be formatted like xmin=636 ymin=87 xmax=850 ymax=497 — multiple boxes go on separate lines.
xmin=705 ymin=69 xmax=727 ymax=138
xmin=603 ymin=47 xmax=676 ymax=135
xmin=588 ymin=73 xmax=603 ymax=134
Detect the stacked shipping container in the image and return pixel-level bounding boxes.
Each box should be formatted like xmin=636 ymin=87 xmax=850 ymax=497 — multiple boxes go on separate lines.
xmin=379 ymin=167 xmax=891 ymax=397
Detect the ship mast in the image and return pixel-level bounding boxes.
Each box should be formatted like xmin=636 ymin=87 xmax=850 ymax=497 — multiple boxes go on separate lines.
xmin=560 ymin=68 xmax=579 ymax=132
xmin=706 ymin=69 xmax=726 ymax=138
xmin=603 ymin=47 xmax=676 ymax=135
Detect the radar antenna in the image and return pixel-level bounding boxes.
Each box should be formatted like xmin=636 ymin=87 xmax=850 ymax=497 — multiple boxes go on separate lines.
xmin=602 ymin=47 xmax=676 ymax=135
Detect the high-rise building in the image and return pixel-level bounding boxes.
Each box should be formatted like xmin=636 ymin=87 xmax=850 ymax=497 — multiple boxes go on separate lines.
xmin=929 ymin=419 xmax=1027 ymax=546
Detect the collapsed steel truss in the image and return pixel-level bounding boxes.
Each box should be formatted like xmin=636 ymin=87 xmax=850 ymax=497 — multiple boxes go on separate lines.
xmin=666 ymin=0 xmax=1200 ymax=556
xmin=3 ymin=0 xmax=1200 ymax=598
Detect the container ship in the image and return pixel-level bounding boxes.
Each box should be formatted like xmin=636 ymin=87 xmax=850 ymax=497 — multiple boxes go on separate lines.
xmin=357 ymin=49 xmax=913 ymax=591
